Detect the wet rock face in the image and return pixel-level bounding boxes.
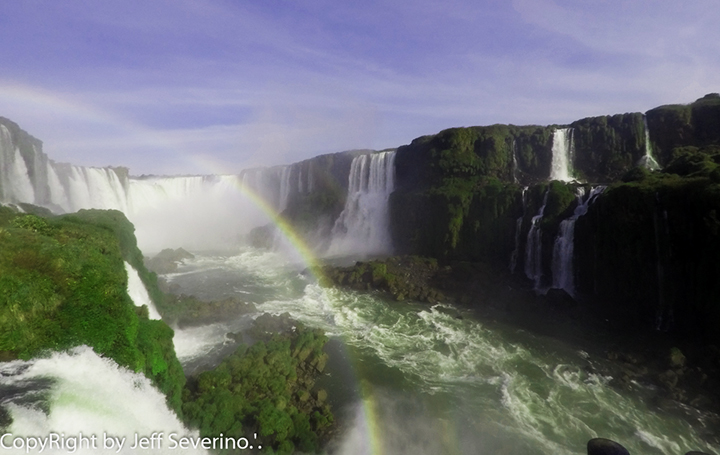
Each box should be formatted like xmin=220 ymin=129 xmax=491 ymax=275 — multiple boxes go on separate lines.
xmin=669 ymin=346 xmax=687 ymax=368
xmin=587 ymin=438 xmax=630 ymax=455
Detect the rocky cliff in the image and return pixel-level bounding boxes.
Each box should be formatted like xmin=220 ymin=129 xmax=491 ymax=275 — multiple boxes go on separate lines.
xmin=389 ymin=94 xmax=720 ymax=342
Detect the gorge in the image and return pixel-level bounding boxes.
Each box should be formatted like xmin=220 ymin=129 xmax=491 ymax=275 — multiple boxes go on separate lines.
xmin=1 ymin=93 xmax=720 ymax=454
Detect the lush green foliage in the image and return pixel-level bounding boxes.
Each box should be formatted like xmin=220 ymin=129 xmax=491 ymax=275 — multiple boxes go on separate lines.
xmin=646 ymin=94 xmax=720 ymax=165
xmin=0 ymin=207 xmax=184 ymax=414
xmin=182 ymin=325 xmax=333 ymax=454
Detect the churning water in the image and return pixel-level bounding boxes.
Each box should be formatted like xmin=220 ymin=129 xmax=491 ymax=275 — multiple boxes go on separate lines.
xmin=2 ymin=247 xmax=718 ymax=455
xmin=170 ymin=249 xmax=718 ymax=455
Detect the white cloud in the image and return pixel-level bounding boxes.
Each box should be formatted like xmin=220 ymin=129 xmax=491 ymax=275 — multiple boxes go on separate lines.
xmin=2 ymin=1 xmax=718 ymax=176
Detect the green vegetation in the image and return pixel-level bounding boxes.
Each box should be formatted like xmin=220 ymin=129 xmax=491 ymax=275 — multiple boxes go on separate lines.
xmin=570 ymin=113 xmax=645 ymax=181
xmin=319 ymin=256 xmax=443 ymax=302
xmin=182 ymin=322 xmax=333 ymax=455
xmin=0 ymin=206 xmax=335 ymax=452
xmin=542 ymin=180 xmax=577 ymax=226
xmin=0 ymin=207 xmax=184 ymax=414
xmin=646 ymin=93 xmax=720 ymax=165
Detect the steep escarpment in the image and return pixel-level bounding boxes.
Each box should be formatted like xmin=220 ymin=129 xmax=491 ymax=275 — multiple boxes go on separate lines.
xmin=646 ymin=93 xmax=720 ymax=165
xmin=277 ymin=150 xmax=358 ymax=236
xmin=389 ymin=94 xmax=720 ymax=344
xmin=574 ymin=175 xmax=720 ymax=342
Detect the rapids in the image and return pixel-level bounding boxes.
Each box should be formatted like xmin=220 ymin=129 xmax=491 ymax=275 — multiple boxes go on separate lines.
xmin=0 ymin=347 xmax=205 ymax=455
xmin=169 ymin=249 xmax=718 ymax=455
xmin=1 ymin=247 xmax=718 ymax=454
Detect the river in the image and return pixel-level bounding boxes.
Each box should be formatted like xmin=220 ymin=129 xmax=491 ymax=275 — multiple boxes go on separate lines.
xmin=0 ymin=246 xmax=717 ymax=454
xmin=167 ymin=248 xmax=718 ymax=455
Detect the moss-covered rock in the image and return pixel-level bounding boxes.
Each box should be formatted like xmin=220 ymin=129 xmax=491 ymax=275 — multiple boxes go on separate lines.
xmin=319 ymin=256 xmax=444 ymax=303
xmin=182 ymin=321 xmax=334 ymax=455
xmin=0 ymin=207 xmax=185 ymax=415
xmin=646 ymin=94 xmax=720 ymax=166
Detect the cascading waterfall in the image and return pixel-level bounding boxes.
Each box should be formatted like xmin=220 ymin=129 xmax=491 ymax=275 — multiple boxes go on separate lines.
xmin=551 ymin=186 xmax=605 ymax=296
xmin=327 ymin=151 xmax=396 ymax=257
xmin=0 ymin=124 xmax=36 ymax=204
xmin=0 ymin=347 xmax=205 ymax=455
xmin=550 ymin=128 xmax=574 ymax=182
xmin=524 ymin=190 xmax=549 ymax=290
xmin=509 ymin=187 xmax=528 ymax=273
xmin=278 ymin=165 xmax=292 ymax=212
xmin=1 ymin=124 xmax=131 ymax=212
xmin=0 ymin=122 xmax=301 ymax=251
xmin=59 ymin=165 xmax=129 ymax=213
xmin=639 ymin=115 xmax=661 ymax=170
xmin=124 ymin=262 xmax=162 ymax=320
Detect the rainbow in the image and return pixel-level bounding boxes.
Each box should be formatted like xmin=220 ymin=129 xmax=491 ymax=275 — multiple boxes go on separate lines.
xmin=1 ymin=84 xmax=387 ymax=452
xmin=220 ymin=176 xmax=387 ymax=454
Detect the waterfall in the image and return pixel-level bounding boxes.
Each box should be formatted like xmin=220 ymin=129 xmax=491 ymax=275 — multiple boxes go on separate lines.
xmin=550 ymin=128 xmax=574 ymax=182
xmin=524 ymin=190 xmax=549 ymax=290
xmin=0 ymin=347 xmax=205 ymax=455
xmin=306 ymin=166 xmax=314 ymax=193
xmin=510 ymin=187 xmax=527 ymax=273
xmin=638 ymin=115 xmax=661 ymax=170
xmin=63 ymin=165 xmax=129 ymax=212
xmin=126 ymin=175 xmax=269 ymax=252
xmin=0 ymin=124 xmax=36 ymax=203
xmin=327 ymin=151 xmax=396 ymax=257
xmin=278 ymin=165 xmax=292 ymax=212
xmin=0 ymin=121 xmax=291 ymax=251
xmin=1 ymin=124 xmax=132 ymax=213
xmin=124 ymin=262 xmax=162 ymax=320
xmin=551 ymin=186 xmax=605 ymax=296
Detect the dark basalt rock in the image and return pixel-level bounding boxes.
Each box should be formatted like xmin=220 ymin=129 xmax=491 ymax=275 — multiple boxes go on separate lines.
xmin=543 ymin=288 xmax=576 ymax=309
xmin=587 ymin=438 xmax=629 ymax=455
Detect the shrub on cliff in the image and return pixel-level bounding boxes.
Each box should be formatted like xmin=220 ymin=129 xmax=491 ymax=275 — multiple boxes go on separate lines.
xmin=182 ymin=323 xmax=333 ymax=455
xmin=0 ymin=207 xmax=184 ymax=415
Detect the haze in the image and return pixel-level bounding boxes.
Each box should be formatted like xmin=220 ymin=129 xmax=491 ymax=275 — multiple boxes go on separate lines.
xmin=0 ymin=0 xmax=718 ymax=175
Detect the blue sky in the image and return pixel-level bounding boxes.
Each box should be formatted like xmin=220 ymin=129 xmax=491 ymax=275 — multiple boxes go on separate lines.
xmin=0 ymin=0 xmax=718 ymax=175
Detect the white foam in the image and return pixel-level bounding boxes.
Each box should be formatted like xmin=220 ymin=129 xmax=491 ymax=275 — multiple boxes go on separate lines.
xmin=124 ymin=262 xmax=162 ymax=320
xmin=0 ymin=346 xmax=206 ymax=455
